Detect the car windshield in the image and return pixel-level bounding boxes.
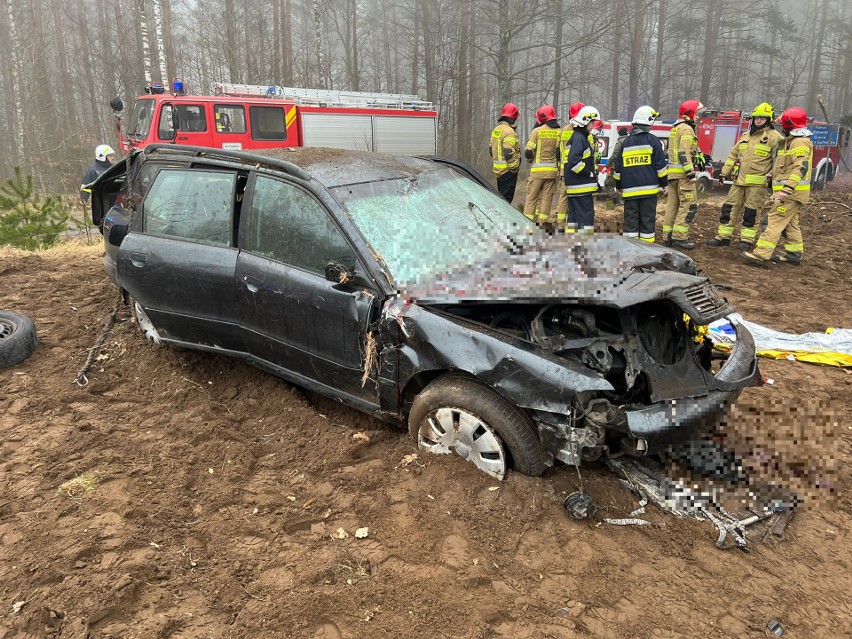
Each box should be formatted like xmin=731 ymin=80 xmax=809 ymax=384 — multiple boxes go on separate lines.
xmin=127 ymin=98 xmax=155 ymax=138
xmin=332 ymin=168 xmax=536 ymax=285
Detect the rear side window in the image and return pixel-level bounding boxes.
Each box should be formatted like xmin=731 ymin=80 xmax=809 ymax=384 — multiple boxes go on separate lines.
xmin=250 ymin=106 xmax=287 ymax=141
xmin=158 ymin=104 xmax=208 ymax=139
xmin=247 ymin=175 xmax=355 ymax=273
xmin=143 ymin=169 xmax=235 ymax=246
xmin=215 ymin=104 xmax=247 ymax=134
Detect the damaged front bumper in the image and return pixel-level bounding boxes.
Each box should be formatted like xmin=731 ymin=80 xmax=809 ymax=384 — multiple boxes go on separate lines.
xmin=625 ymin=320 xmax=761 ymax=452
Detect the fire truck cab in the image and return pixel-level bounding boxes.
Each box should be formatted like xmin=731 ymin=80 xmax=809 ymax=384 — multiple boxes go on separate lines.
xmin=117 ymin=82 xmax=438 ymax=156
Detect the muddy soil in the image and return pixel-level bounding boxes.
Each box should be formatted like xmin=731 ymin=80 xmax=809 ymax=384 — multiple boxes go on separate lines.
xmin=1 ymin=186 xmax=850 ymax=639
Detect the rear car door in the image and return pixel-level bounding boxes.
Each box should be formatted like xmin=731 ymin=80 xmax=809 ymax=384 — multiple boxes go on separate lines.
xmin=116 ymin=166 xmax=246 ymax=351
xmin=235 ymin=173 xmax=378 ymax=404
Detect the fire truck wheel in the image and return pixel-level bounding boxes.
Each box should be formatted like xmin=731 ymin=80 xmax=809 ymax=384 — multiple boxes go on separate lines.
xmin=814 ymin=167 xmax=827 ymax=191
xmin=0 ymin=310 xmax=38 ymax=369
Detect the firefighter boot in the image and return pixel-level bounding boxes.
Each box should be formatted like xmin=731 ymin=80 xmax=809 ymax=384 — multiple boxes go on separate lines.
xmin=772 ymin=251 xmax=802 ymax=265
xmin=672 ymin=239 xmax=696 ymax=250
xmin=664 ymin=234 xmax=673 ymax=248
xmin=707 ymin=238 xmax=731 ymax=247
xmin=741 ymin=250 xmax=771 ymax=267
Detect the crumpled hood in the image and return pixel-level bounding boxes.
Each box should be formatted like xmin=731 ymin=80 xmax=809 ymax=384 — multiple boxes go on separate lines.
xmin=402 ymin=233 xmax=702 ymax=306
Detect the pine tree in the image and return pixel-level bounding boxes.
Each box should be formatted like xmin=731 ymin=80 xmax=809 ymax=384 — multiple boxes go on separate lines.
xmin=0 ymin=167 xmax=70 ymax=250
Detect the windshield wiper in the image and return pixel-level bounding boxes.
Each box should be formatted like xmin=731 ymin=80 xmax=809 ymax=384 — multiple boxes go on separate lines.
xmin=467 ymin=201 xmax=525 ymax=255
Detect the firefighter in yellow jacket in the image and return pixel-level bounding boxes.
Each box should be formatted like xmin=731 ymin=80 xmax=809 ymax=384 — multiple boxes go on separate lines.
xmin=523 ymin=105 xmax=560 ymax=223
xmin=708 ymin=103 xmax=784 ymax=249
xmin=663 ymin=99 xmax=703 ymax=249
xmin=743 ymin=107 xmax=813 ymax=266
xmin=489 ymin=103 xmax=521 ymax=203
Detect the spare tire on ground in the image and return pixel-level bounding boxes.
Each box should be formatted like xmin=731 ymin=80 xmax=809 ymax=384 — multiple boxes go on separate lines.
xmin=0 ymin=310 xmax=38 ymax=368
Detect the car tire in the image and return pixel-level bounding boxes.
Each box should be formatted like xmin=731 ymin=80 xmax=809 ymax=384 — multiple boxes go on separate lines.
xmin=408 ymin=373 xmax=547 ymax=479
xmin=130 ymin=298 xmax=163 ymax=345
xmin=0 ymin=310 xmax=38 ymax=369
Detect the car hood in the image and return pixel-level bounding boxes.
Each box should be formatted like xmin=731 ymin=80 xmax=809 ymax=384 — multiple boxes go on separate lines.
xmin=402 ymin=234 xmax=727 ymax=321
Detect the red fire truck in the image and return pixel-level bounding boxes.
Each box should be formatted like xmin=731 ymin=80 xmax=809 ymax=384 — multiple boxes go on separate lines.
xmin=114 ymin=81 xmax=438 ymax=155
xmin=697 ymin=109 xmax=849 ymax=188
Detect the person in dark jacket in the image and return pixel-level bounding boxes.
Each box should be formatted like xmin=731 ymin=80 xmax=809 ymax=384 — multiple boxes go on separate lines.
xmin=80 ymin=144 xmax=116 ymax=202
xmin=562 ymin=106 xmax=601 ymax=232
xmin=613 ymin=106 xmax=668 ymax=243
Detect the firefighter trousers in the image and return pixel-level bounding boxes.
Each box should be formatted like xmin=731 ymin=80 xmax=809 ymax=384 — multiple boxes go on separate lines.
xmin=567 ymin=195 xmax=595 ymax=232
xmin=523 ymin=175 xmax=558 ymax=223
xmin=752 ymin=199 xmax=804 ymax=260
xmin=663 ymin=178 xmax=697 ymax=240
xmin=556 ymin=184 xmax=569 ymax=226
xmin=716 ymin=185 xmax=768 ymax=245
xmin=623 ymin=197 xmax=657 ymax=242
xmin=496 ymin=171 xmax=519 ymax=204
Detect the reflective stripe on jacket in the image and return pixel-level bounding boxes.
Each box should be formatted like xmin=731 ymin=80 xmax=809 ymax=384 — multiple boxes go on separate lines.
xmin=490 ymin=121 xmax=520 ymax=176
xmin=771 ymin=135 xmax=813 ymax=203
xmin=563 ymin=130 xmax=597 ymax=196
xmin=612 ymin=130 xmax=668 ymax=199
xmin=721 ymin=125 xmax=784 ymax=186
xmin=525 ymin=124 xmax=560 ymax=176
xmin=667 ymin=121 xmax=696 ymax=179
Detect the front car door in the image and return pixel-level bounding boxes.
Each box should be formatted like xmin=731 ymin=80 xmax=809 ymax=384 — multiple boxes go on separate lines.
xmin=235 ymin=173 xmax=379 ymax=406
xmin=116 ymin=165 xmax=245 ymax=351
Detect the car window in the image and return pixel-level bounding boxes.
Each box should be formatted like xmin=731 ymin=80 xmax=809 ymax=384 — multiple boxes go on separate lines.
xmin=127 ymin=98 xmax=154 ymax=138
xmin=215 ymin=104 xmax=247 ymax=134
xmin=143 ymin=169 xmax=235 ymax=247
xmin=250 ymin=106 xmax=287 ymax=141
xmin=247 ymin=175 xmax=356 ymax=274
xmin=158 ymin=104 xmax=208 ymax=139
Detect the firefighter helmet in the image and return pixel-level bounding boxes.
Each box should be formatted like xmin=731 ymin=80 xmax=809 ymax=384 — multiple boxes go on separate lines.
xmin=570 ymin=106 xmax=600 ymax=128
xmin=751 ymin=102 xmax=774 ymax=119
xmin=568 ymin=102 xmax=585 ymax=119
xmin=536 ymin=104 xmax=557 ymax=124
xmin=95 ymin=145 xmax=116 ymax=162
xmin=501 ymin=103 xmax=520 ymax=121
xmin=632 ymin=105 xmax=660 ymax=126
xmin=780 ymin=107 xmax=808 ymax=132
xmin=678 ymin=99 xmax=705 ymax=121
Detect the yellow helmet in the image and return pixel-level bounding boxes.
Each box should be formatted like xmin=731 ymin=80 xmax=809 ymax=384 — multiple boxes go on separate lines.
xmin=751 ymin=103 xmax=774 ymax=119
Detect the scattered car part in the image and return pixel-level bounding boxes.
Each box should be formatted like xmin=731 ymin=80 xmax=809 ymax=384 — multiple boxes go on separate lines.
xmin=767 ymin=619 xmax=784 ymax=637
xmin=0 ymin=310 xmax=38 ymax=369
xmin=564 ymin=492 xmax=597 ymax=520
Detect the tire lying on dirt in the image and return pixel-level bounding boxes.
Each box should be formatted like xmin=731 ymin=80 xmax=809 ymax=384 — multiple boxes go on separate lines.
xmin=408 ymin=373 xmax=547 ymax=480
xmin=0 ymin=310 xmax=38 ymax=369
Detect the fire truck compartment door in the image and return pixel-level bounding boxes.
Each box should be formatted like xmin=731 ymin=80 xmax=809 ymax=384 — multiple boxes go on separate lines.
xmin=711 ymin=125 xmax=740 ymax=162
xmin=373 ymin=116 xmax=437 ymax=155
xmin=301 ymin=114 xmax=374 ymax=151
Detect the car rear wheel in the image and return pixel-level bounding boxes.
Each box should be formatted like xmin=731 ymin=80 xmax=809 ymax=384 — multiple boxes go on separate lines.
xmin=0 ymin=310 xmax=38 ymax=368
xmin=131 ymin=298 xmax=162 ymax=345
xmin=408 ymin=373 xmax=547 ymax=479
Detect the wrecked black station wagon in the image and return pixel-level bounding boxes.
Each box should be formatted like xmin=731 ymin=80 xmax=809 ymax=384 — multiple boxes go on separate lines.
xmin=91 ymin=145 xmax=761 ymax=480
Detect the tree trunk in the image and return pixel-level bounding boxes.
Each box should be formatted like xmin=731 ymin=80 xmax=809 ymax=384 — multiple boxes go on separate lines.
xmin=224 ymin=0 xmax=238 ymax=81
xmin=553 ymin=0 xmax=564 ymax=113
xmin=162 ymin=0 xmax=176 ymax=82
xmin=627 ymin=0 xmax=646 ymax=117
xmin=5 ymin=0 xmax=25 ymax=165
xmin=282 ymin=0 xmax=293 ymax=85
xmin=138 ymin=0 xmax=153 ymax=84
xmin=457 ymin=0 xmax=473 ymax=162
xmin=350 ymin=0 xmax=360 ymax=90
xmin=807 ymin=0 xmax=831 ymax=115
xmin=272 ymin=0 xmax=281 ymax=82
xmin=152 ymin=0 xmax=169 ymax=85
xmin=421 ymin=0 xmax=437 ymax=102
xmin=700 ymin=2 xmax=724 ymax=104
xmin=610 ymin=0 xmax=622 ymax=119
xmin=652 ymin=0 xmax=666 ymax=106
xmin=51 ymin=0 xmax=74 ymax=129
xmin=313 ymin=0 xmax=326 ymax=88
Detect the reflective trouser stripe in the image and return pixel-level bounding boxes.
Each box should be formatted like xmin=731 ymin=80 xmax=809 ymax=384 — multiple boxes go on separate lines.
xmin=674 ymin=224 xmax=689 ymax=234
xmin=663 ymin=225 xmax=673 ymax=233
xmin=623 ymin=231 xmax=639 ymax=238
xmin=639 ymin=233 xmax=655 ymax=243
xmin=756 ymin=238 xmax=776 ymax=250
xmin=740 ymin=227 xmax=757 ymax=240
xmin=784 ymin=242 xmax=803 ymax=252
xmin=717 ymin=225 xmax=734 ymax=238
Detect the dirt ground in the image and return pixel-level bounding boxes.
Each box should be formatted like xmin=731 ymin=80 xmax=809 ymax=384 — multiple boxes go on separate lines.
xmin=1 ymin=184 xmax=851 ymax=639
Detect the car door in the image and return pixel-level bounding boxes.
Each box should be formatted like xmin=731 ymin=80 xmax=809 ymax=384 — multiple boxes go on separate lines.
xmin=235 ymin=173 xmax=378 ymax=403
xmin=116 ymin=166 xmax=245 ymax=351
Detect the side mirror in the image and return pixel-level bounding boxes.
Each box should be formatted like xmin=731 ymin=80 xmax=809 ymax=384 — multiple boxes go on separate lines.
xmin=325 ymin=260 xmax=354 ymax=284
xmin=110 ymin=96 xmax=124 ymax=113
xmin=108 ymin=222 xmax=129 ymax=247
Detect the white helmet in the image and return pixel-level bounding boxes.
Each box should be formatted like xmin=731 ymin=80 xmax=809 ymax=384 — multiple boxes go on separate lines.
xmin=632 ymin=106 xmax=660 ymax=126
xmin=570 ymin=106 xmax=600 ymax=128
xmin=95 ymin=144 xmax=116 ymax=162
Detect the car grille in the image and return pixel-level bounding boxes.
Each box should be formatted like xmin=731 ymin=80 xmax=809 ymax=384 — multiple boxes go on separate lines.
xmin=684 ymin=282 xmax=728 ymax=317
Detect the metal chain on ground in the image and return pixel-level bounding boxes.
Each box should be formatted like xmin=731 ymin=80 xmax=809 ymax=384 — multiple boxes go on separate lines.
xmin=72 ymin=291 xmax=124 ymax=387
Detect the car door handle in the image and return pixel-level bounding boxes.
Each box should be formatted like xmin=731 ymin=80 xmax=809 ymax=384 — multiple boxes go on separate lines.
xmin=129 ymin=251 xmax=148 ymax=268
xmin=243 ymin=275 xmax=261 ymax=293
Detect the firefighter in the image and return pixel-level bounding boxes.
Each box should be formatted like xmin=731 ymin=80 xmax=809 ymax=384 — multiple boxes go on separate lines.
xmin=603 ymin=126 xmax=630 ymax=206
xmin=663 ymin=99 xmax=704 ymax=249
xmin=613 ymin=106 xmax=668 ymax=243
xmin=523 ymin=105 xmax=560 ymax=224
xmin=562 ymin=106 xmax=601 ymax=233
xmin=80 ymin=144 xmax=116 ymax=202
xmin=556 ymin=101 xmax=591 ymax=228
xmin=743 ymin=107 xmax=813 ymax=266
xmin=708 ymin=103 xmax=784 ymax=249
xmin=490 ymin=103 xmax=521 ymax=203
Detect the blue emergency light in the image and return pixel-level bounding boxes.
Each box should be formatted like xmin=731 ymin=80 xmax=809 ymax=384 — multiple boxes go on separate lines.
xmin=172 ymin=78 xmax=186 ymax=96
xmin=146 ymin=83 xmax=165 ymax=94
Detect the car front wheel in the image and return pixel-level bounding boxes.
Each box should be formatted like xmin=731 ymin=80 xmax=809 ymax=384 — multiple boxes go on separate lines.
xmin=408 ymin=373 xmax=547 ymax=480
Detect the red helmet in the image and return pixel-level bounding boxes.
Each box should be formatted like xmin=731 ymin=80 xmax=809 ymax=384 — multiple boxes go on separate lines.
xmin=568 ymin=101 xmax=586 ymax=119
xmin=501 ymin=102 xmax=519 ymax=121
xmin=679 ymin=99 xmax=705 ymax=120
xmin=780 ymin=107 xmax=808 ymax=131
xmin=536 ymin=104 xmax=557 ymax=123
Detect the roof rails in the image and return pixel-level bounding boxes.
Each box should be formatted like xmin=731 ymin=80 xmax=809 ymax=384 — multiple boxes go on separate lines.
xmin=142 ymin=144 xmax=311 ymax=181
xmin=212 ymin=83 xmax=434 ymax=111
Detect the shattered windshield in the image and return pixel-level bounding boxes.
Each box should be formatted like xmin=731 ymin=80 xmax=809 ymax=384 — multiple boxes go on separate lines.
xmin=127 ymin=98 xmax=155 ymax=138
xmin=332 ymin=169 xmax=535 ymax=285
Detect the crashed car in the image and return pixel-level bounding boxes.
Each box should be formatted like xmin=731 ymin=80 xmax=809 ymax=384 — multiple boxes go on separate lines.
xmin=91 ymin=145 xmax=761 ymax=480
